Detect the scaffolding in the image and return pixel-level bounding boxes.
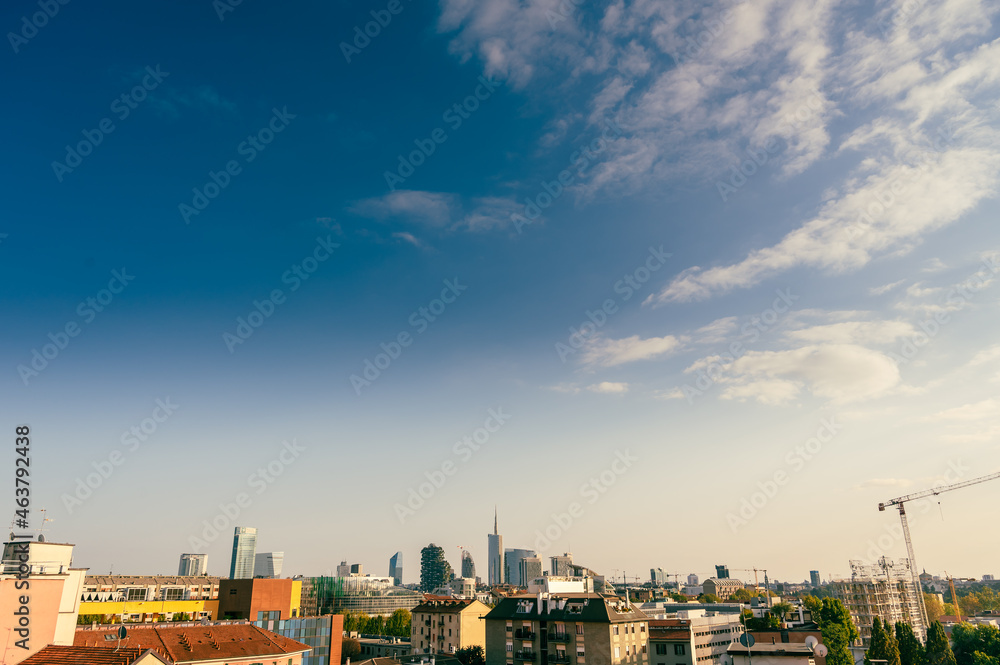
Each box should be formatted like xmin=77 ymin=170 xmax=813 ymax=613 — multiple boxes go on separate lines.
xmin=835 ymin=558 xmax=927 ymax=646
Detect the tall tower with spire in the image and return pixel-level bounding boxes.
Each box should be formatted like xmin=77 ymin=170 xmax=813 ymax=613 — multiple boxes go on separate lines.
xmin=488 ymin=506 xmax=504 ymax=586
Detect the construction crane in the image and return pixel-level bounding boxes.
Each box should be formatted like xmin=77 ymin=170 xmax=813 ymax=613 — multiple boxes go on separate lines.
xmin=731 ymin=568 xmax=771 ymax=606
xmin=879 ymin=470 xmax=1000 ymax=628
xmin=944 ymin=573 xmax=977 ymax=622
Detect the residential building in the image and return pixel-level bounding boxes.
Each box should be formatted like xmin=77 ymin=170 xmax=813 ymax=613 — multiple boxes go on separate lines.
xmin=79 ymin=576 xmax=221 ymax=623
xmin=299 ymin=576 xmax=423 ymax=616
xmin=254 ymin=552 xmax=284 ymax=578
xmin=75 ymin=623 xmax=309 ymax=665
xmin=649 ymin=610 xmax=744 ymax=665
xmin=702 ymin=579 xmax=743 ymax=600
xmin=715 ymin=567 xmax=730 ymax=580
xmin=0 ymin=539 xmax=87 ymax=665
xmin=357 ymin=636 xmax=412 ymax=661
xmin=651 ymin=569 xmax=666 ymax=586
xmin=421 ymin=545 xmax=455 ymax=592
xmin=520 ymin=557 xmax=543 ymax=585
xmin=229 ymin=527 xmax=257 ymax=579
xmin=217 ymin=577 xmax=301 ymax=620
xmin=449 ymin=578 xmax=477 ymax=598
xmin=552 ymin=554 xmax=574 ymax=577
xmin=687 ymin=575 xmax=699 ymax=586
xmin=391 ymin=552 xmax=404 ymax=586
xmin=749 ymin=624 xmax=825 ymax=665
xmin=728 ymin=643 xmax=816 ymax=665
xmin=255 ymin=613 xmax=344 ymax=665
xmin=809 ymin=572 xmax=821 ymax=588
xmin=489 ymin=510 xmax=504 ymax=586
xmin=411 ymin=598 xmax=490 ymax=655
xmin=484 ymin=592 xmax=650 ymax=665
xmin=19 ymin=646 xmax=170 ymax=665
xmin=462 ymin=551 xmax=477 ymax=581
xmin=834 ymin=559 xmax=926 ymax=646
xmin=505 ymin=549 xmax=538 ymax=587
xmin=177 ymin=554 xmax=208 ymax=577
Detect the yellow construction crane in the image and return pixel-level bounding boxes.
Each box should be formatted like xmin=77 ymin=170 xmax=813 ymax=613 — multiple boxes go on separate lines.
xmin=879 ymin=470 xmax=1000 ymax=627
xmin=730 ymin=567 xmax=771 ymax=606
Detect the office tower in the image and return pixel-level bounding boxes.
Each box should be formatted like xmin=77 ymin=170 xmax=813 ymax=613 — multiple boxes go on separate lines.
xmin=504 ymin=548 xmax=537 ymax=586
xmin=229 ymin=527 xmax=257 ymax=579
xmin=715 ymin=564 xmax=730 ymax=579
xmin=350 ymin=564 xmax=363 ymax=575
xmin=488 ymin=508 xmax=504 ymax=586
xmin=461 ymin=550 xmax=476 ymax=580
xmin=178 ymin=553 xmax=208 ymax=576
xmin=254 ymin=552 xmax=284 ymax=578
xmin=420 ymin=543 xmax=454 ymax=591
xmin=688 ymin=573 xmax=699 ymax=585
xmin=810 ymin=570 xmax=821 ymax=587
xmin=389 ymin=551 xmax=403 ymax=586
xmin=519 ymin=556 xmax=542 ymax=584
xmin=337 ymin=561 xmax=350 ymax=577
xmin=650 ymin=568 xmax=665 ymax=585
xmin=551 ymin=553 xmax=573 ymax=576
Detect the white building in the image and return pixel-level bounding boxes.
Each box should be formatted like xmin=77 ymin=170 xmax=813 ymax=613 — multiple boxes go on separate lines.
xmin=254 ymin=552 xmax=284 ymax=578
xmin=526 ymin=576 xmax=595 ymax=594
xmin=177 ymin=553 xmax=208 ymax=576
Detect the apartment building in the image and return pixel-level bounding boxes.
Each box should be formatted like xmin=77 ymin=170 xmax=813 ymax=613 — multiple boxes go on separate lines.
xmin=834 ymin=559 xmax=926 ymax=646
xmin=701 ymin=580 xmax=744 ymax=601
xmin=412 ymin=598 xmax=491 ymax=655
xmin=484 ymin=593 xmax=650 ymax=665
xmin=648 ymin=611 xmax=744 ymax=665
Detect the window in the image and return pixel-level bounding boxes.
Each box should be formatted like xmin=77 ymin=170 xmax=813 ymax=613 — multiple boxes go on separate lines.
xmin=615 ymin=647 xmax=621 ymax=659
xmin=675 ymin=645 xmax=686 ymax=656
xmin=507 ymin=644 xmax=514 ymax=652
xmin=125 ymin=588 xmax=147 ymax=601
xmin=641 ymin=624 xmax=646 ymax=633
xmin=576 ymin=625 xmax=584 ymax=635
xmin=577 ymin=650 xmax=585 ymax=658
xmin=626 ymin=646 xmax=631 ymax=656
xmin=614 ymin=627 xmax=620 ymax=636
xmin=656 ymin=645 xmax=667 ymax=655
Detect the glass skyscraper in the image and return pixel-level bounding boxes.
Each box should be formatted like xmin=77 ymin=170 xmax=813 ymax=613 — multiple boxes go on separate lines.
xmin=230 ymin=526 xmax=257 ymax=579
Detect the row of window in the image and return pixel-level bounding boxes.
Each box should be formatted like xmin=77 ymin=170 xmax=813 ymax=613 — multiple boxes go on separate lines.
xmin=655 ymin=645 xmax=686 ymax=655
xmin=612 ymin=624 xmax=646 ymax=636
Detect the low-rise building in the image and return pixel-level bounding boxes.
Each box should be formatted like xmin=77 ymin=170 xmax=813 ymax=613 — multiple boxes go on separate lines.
xmin=701 ymin=580 xmax=744 ymax=601
xmin=357 ymin=636 xmax=413 ymax=660
xmin=19 ymin=645 xmax=171 ymax=665
xmin=218 ymin=577 xmax=301 ymax=620
xmin=412 ymin=598 xmax=490 ymax=655
xmin=484 ymin=593 xmax=650 ymax=665
xmin=79 ymin=575 xmax=221 ymax=623
xmin=649 ymin=611 xmax=744 ymax=665
xmin=727 ymin=643 xmax=815 ymax=665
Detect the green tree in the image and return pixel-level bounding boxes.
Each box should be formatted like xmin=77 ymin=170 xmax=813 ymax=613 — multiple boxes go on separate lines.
xmin=729 ymin=589 xmax=755 ymax=603
xmin=896 ymin=621 xmax=926 ymax=665
xmin=866 ymin=618 xmax=901 ymax=665
xmin=926 ymin=621 xmax=958 ymax=665
xmin=386 ymin=608 xmax=411 ymax=637
xmin=698 ymin=593 xmax=722 ymax=603
xmin=456 ymin=645 xmax=486 ymax=665
xmin=172 ymin=613 xmax=191 ymax=622
xmin=818 ymin=598 xmax=860 ymax=665
xmin=773 ymin=603 xmax=795 ymax=622
xmin=670 ymin=593 xmax=688 ymax=603
xmin=342 ymin=638 xmax=361 ymax=663
xmin=803 ymin=595 xmax=823 ymax=618
xmin=952 ymin=623 xmax=1000 ymax=665
xmin=971 ymin=652 xmax=999 ymax=665
xmin=926 ymin=595 xmax=946 ymax=623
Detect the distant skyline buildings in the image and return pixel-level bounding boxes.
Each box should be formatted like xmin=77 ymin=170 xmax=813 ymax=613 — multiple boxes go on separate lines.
xmin=230 ymin=527 xmax=257 ymax=579
xmin=810 ymin=570 xmax=821 ymax=587
xmin=461 ymin=550 xmax=476 ymax=580
xmin=688 ymin=573 xmax=699 ymax=585
xmin=715 ymin=564 xmax=730 ymax=579
xmin=487 ymin=509 xmax=503 ymax=586
xmin=389 ymin=551 xmax=403 ymax=586
xmin=254 ymin=552 xmax=284 ymax=578
xmin=419 ymin=543 xmax=453 ymax=591
xmin=504 ymin=548 xmax=538 ymax=586
xmin=178 ymin=553 xmax=207 ymax=576
xmin=551 ymin=553 xmax=573 ymax=577
xmin=650 ymin=567 xmax=665 ymax=585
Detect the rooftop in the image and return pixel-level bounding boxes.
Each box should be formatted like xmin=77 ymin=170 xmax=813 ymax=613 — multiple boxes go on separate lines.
xmin=74 ymin=624 xmax=308 ymax=662
xmin=19 ymin=646 xmax=168 ymax=665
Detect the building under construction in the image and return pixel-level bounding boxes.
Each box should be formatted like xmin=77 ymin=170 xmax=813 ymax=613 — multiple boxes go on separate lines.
xmin=835 ymin=558 xmax=927 ymax=646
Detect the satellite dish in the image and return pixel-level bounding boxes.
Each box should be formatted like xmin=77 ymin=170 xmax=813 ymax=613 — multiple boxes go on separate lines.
xmin=739 ymin=634 xmax=755 ymax=648
xmin=118 ymin=626 xmax=128 ymax=640
xmin=201 ymin=618 xmax=209 ymax=625
xmin=815 ymin=645 xmax=829 ymax=657
xmin=805 ymin=637 xmax=819 ymax=649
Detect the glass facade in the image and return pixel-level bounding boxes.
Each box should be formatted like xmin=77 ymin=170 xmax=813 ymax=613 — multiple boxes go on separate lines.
xmin=254 ymin=616 xmax=333 ymax=665
xmin=230 ymin=527 xmax=258 ymax=579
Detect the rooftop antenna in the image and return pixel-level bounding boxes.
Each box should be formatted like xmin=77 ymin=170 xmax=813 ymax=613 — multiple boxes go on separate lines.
xmin=37 ymin=508 xmax=53 ymax=541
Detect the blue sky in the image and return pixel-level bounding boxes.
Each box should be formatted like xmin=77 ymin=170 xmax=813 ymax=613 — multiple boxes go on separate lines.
xmin=3 ymin=0 xmax=1000 ymax=585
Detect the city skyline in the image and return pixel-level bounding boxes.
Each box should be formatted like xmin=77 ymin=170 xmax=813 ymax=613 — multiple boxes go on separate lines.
xmin=4 ymin=0 xmax=1000 ymax=584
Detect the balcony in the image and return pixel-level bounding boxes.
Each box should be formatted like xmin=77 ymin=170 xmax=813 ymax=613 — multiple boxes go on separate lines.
xmin=549 ymin=654 xmax=571 ymax=664
xmin=548 ymin=633 xmax=571 ymax=643
xmin=515 ymin=651 xmax=537 ymax=662
xmin=515 ymin=630 xmax=536 ymax=640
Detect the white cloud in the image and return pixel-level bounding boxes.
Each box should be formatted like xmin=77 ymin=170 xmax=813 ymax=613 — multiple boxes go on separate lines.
xmin=351 ymin=190 xmax=455 ymax=227
xmin=694 ymin=317 xmax=738 ymax=344
xmin=580 ymin=334 xmax=684 ymax=367
xmin=587 ymin=381 xmax=630 ymax=394
xmin=869 ymin=280 xmax=906 ymax=296
xmin=924 ymin=398 xmax=1000 ymax=422
xmin=784 ymin=320 xmax=916 ymax=345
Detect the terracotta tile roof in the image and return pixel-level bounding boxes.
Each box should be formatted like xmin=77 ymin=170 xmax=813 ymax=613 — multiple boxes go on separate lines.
xmin=19 ymin=646 xmax=164 ymax=665
xmin=74 ymin=624 xmax=309 ymax=663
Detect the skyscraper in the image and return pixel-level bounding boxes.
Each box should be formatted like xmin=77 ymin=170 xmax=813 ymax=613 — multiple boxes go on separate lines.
xmin=650 ymin=568 xmax=665 ymax=585
xmin=487 ymin=508 xmax=503 ymax=586
xmin=504 ymin=548 xmax=537 ymax=586
xmin=687 ymin=573 xmax=699 ymax=585
xmin=461 ymin=550 xmax=476 ymax=580
xmin=254 ymin=552 xmax=284 ymax=578
xmin=350 ymin=564 xmax=363 ymax=575
xmin=519 ymin=556 xmax=542 ymax=583
xmin=336 ymin=561 xmax=350 ymax=577
xmin=551 ymin=553 xmax=573 ymax=576
xmin=230 ymin=527 xmax=257 ymax=579
xmin=715 ymin=564 xmax=730 ymax=579
xmin=178 ymin=553 xmax=208 ymax=576
xmin=389 ymin=551 xmax=403 ymax=586
xmin=419 ymin=543 xmax=454 ymax=591
xmin=810 ymin=570 xmax=821 ymax=587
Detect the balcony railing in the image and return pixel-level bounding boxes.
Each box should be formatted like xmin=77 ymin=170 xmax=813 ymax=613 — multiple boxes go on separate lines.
xmin=515 ymin=651 xmax=537 ymax=662
xmin=515 ymin=630 xmax=536 ymax=640
xmin=548 ymin=633 xmax=571 ymax=643
xmin=548 ymin=654 xmax=571 ymax=664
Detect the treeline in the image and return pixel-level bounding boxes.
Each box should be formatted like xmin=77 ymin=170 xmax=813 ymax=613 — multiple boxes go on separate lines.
xmin=340 ymin=608 xmax=411 ymax=637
